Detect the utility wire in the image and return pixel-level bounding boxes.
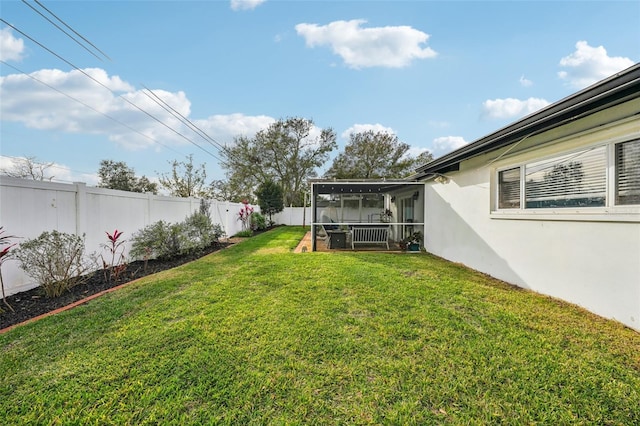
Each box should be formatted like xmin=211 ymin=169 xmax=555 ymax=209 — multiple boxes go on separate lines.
xmin=138 ymin=89 xmax=225 ymax=163
xmin=12 ymin=2 xmax=236 ymax=167
xmin=0 ymin=19 xmax=220 ymax=160
xmin=21 ymin=0 xmax=105 ymax=61
xmin=139 ymin=85 xmax=256 ymax=170
xmin=1 ymin=60 xmax=185 ymax=157
xmin=30 ymin=0 xmax=111 ymax=61
xmin=140 ymin=88 xmax=267 ymax=177
xmin=141 ymin=85 xmax=229 ymax=154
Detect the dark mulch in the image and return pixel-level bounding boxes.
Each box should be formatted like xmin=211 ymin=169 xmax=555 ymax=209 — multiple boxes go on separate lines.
xmin=1 ymin=241 xmax=233 ymax=331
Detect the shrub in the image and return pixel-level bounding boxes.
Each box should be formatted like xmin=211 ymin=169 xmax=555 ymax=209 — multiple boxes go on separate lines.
xmin=130 ymin=220 xmax=177 ymax=261
xmin=130 ymin=213 xmax=225 ymax=261
xmin=235 ymin=229 xmax=253 ymax=238
xmin=256 ymin=180 xmax=284 ymax=223
xmin=250 ymin=212 xmax=267 ymax=231
xmin=13 ymin=231 xmax=97 ymax=298
xmin=182 ymin=211 xmax=224 ymax=252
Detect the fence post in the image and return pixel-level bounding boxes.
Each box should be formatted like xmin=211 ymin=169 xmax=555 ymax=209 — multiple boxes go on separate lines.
xmin=226 ymin=202 xmax=231 ymax=238
xmin=74 ymin=182 xmax=87 ymax=238
xmin=146 ymin=193 xmax=152 ymax=226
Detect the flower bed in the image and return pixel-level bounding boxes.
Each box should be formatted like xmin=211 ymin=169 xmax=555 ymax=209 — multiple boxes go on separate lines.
xmin=1 ymin=241 xmax=231 ymax=330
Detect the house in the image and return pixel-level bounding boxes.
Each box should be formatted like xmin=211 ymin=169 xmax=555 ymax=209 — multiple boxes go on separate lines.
xmin=414 ymin=63 xmax=640 ymax=331
xmin=311 ymin=63 xmax=639 ymax=331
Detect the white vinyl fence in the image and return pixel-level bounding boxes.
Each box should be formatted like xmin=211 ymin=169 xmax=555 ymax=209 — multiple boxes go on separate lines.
xmin=272 ymin=207 xmax=311 ymax=227
xmin=0 ymin=176 xmax=250 ymax=296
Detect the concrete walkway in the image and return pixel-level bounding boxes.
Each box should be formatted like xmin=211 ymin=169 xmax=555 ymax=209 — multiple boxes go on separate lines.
xmin=293 ymin=231 xmax=313 ymax=253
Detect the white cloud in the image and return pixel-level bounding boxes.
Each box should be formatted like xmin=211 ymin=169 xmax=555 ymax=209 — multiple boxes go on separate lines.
xmin=558 ymin=41 xmax=635 ymax=89
xmin=230 ymin=0 xmax=266 ymax=11
xmin=482 ymin=97 xmax=550 ymax=120
xmin=519 ymin=75 xmax=533 ymax=87
xmin=0 ymin=68 xmax=184 ymax=150
xmin=195 ymin=113 xmax=275 ymax=146
xmin=432 ymin=136 xmax=468 ymax=156
xmin=340 ymin=123 xmax=395 ymax=140
xmin=0 ymin=67 xmax=277 ymax=152
xmin=0 ymin=27 xmax=25 ymax=61
xmin=295 ymin=19 xmax=437 ymax=69
xmin=404 ymin=146 xmax=433 ymax=159
xmin=427 ymin=120 xmax=450 ymax=129
xmin=48 ymin=163 xmax=99 ymax=186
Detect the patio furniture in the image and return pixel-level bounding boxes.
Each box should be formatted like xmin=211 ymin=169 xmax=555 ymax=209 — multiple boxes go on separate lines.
xmin=326 ymin=230 xmax=347 ymax=249
xmin=350 ymin=225 xmax=390 ymax=250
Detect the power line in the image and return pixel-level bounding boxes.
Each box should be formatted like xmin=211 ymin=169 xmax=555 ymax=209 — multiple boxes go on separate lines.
xmin=141 ymin=85 xmax=229 ymax=154
xmin=139 ymin=86 xmax=257 ymax=170
xmin=1 ymin=60 xmax=185 ymax=157
xmin=9 ymin=2 xmax=238 ymax=166
xmin=1 ymin=19 xmax=221 ymax=161
xmin=30 ymin=0 xmax=111 ymax=60
xmin=20 ymin=0 xmax=105 ymax=61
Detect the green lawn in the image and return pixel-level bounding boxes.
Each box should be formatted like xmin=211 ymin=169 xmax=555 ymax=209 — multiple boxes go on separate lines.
xmin=1 ymin=226 xmax=639 ymax=424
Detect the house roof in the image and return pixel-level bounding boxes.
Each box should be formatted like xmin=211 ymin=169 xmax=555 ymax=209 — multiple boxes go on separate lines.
xmin=415 ymin=63 xmax=640 ymax=179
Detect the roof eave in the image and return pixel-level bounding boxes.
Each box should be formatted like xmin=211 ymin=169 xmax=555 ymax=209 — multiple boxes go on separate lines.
xmin=416 ymin=63 xmax=640 ymax=178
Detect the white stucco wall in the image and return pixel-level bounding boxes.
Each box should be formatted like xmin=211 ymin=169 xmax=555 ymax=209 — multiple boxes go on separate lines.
xmin=423 ymin=111 xmax=640 ymax=331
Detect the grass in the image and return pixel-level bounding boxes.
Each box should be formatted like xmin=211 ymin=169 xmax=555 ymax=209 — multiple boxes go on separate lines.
xmin=1 ymin=226 xmax=639 ymax=424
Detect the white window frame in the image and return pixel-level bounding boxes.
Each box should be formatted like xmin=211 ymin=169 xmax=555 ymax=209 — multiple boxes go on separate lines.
xmin=491 ymin=136 xmax=640 ymax=222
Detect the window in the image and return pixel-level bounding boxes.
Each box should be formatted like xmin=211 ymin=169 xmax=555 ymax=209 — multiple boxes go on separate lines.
xmin=496 ymin=138 xmax=639 ymax=211
xmin=498 ymin=168 xmax=520 ymax=209
xmin=616 ymin=139 xmax=640 ymax=205
xmin=362 ymin=194 xmax=384 ymax=208
xmin=525 ymin=146 xmax=606 ymax=208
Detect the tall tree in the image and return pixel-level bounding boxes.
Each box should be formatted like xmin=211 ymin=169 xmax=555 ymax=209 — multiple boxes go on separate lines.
xmin=412 ymin=151 xmax=435 ymax=171
xmin=133 ymin=175 xmax=159 ymax=194
xmin=324 ymin=130 xmax=433 ymax=179
xmin=221 ymin=117 xmax=337 ymax=206
xmin=97 ymin=160 xmax=158 ymax=194
xmin=209 ymin=174 xmax=256 ymax=203
xmin=158 ymin=154 xmax=209 ymax=198
xmin=256 ymin=180 xmax=284 ymax=223
xmin=1 ymin=156 xmax=55 ymax=181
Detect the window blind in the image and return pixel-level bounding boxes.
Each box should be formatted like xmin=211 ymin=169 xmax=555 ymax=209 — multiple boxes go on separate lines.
xmin=525 ymin=146 xmax=606 ymax=208
xmin=498 ymin=167 xmax=520 ymax=208
xmin=616 ymin=139 xmax=640 ymax=205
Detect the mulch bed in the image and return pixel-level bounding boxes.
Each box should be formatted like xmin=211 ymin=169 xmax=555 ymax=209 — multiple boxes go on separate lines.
xmin=1 ymin=241 xmax=233 ymax=331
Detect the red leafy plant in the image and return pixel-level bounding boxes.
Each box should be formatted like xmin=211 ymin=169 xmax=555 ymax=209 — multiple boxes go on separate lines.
xmin=101 ymin=229 xmax=127 ymax=283
xmin=0 ymin=226 xmax=17 ymax=312
xmin=237 ymin=200 xmax=254 ymax=232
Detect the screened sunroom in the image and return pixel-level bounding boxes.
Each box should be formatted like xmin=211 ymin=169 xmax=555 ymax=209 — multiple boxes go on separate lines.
xmin=309 ymin=179 xmax=426 ymax=251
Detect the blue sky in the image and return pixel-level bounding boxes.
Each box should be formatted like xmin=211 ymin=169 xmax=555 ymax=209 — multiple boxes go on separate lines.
xmin=1 ymin=0 xmax=638 ymax=186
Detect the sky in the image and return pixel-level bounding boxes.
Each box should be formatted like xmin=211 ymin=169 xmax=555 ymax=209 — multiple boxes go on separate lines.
xmin=0 ymin=0 xmax=638 ymax=187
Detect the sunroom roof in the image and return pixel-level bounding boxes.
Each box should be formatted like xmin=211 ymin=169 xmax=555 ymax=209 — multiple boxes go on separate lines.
xmin=310 ymin=179 xmax=422 ymax=194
